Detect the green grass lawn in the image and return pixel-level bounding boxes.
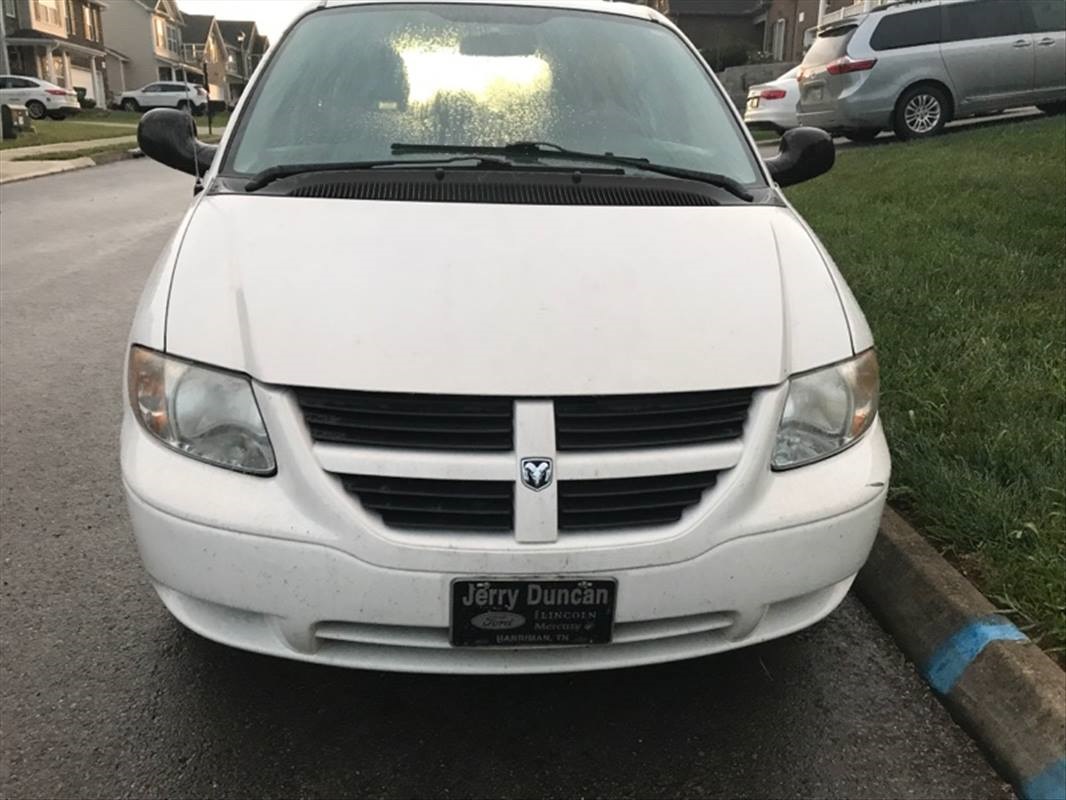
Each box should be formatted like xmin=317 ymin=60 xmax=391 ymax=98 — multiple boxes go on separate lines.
xmin=11 ymin=132 xmax=221 ymax=162
xmin=748 ymin=128 xmax=781 ymax=142
xmin=81 ymin=108 xmax=231 ymax=127
xmin=787 ymin=116 xmax=1066 ymax=654
xmin=0 ymin=119 xmax=135 ymax=150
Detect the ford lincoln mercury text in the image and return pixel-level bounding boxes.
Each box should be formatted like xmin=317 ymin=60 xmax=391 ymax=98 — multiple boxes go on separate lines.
xmin=123 ymin=0 xmax=890 ymax=673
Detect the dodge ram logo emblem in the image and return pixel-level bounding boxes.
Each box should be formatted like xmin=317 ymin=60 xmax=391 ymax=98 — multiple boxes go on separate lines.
xmin=520 ymin=458 xmax=554 ymax=492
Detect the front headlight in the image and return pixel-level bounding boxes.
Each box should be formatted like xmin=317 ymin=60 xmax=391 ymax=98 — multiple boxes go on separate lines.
xmin=128 ymin=346 xmax=276 ymax=475
xmin=772 ymin=349 xmax=879 ymax=470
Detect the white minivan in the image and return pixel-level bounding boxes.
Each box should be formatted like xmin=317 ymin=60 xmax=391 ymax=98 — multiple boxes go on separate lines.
xmin=125 ymin=0 xmax=890 ymax=674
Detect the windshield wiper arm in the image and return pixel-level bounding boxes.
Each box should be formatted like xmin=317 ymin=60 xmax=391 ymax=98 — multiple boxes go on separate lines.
xmin=244 ymin=155 xmax=515 ymax=192
xmin=391 ymin=141 xmax=754 ymax=202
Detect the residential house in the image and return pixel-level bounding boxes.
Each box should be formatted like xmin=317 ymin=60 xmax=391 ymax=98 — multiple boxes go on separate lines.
xmin=179 ymin=12 xmax=227 ymax=102
xmin=669 ymin=0 xmax=769 ymax=67
xmin=761 ymin=0 xmax=866 ymax=62
xmin=2 ymin=0 xmax=108 ymax=101
xmin=216 ymin=18 xmax=258 ymax=105
xmin=248 ymin=29 xmax=267 ymax=73
xmin=102 ymin=0 xmax=203 ymax=100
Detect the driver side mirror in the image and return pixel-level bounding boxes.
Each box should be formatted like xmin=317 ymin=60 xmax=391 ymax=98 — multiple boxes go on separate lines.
xmin=137 ymin=108 xmax=218 ymax=177
xmin=765 ymin=127 xmax=835 ymax=188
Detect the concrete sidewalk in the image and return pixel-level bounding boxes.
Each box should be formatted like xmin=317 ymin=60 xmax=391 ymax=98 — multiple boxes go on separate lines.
xmin=0 ymin=135 xmax=137 ymax=161
xmin=0 ymin=134 xmax=139 ymax=184
xmin=0 ymin=158 xmax=96 ymax=184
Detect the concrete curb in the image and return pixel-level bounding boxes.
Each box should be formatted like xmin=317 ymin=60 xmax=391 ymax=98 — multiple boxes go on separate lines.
xmin=856 ymin=508 xmax=1065 ymax=800
xmin=0 ymin=157 xmax=95 ymax=184
xmin=0 ymin=149 xmax=143 ymax=184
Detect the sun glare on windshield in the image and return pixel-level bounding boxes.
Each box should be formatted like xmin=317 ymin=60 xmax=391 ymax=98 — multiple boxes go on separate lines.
xmin=399 ymin=44 xmax=552 ymax=107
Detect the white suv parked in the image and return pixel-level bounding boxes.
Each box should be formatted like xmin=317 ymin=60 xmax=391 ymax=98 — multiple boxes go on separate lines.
xmin=117 ymin=82 xmax=208 ymax=114
xmin=126 ymin=0 xmax=890 ymax=674
xmin=0 ymin=74 xmax=80 ymax=119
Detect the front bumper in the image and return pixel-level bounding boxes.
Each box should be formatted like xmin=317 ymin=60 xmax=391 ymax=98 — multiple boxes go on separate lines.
xmin=121 ymin=386 xmax=890 ymax=673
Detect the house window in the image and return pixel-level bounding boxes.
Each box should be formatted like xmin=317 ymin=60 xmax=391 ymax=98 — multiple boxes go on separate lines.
xmin=155 ymin=17 xmax=166 ymax=48
xmin=65 ymin=0 xmax=74 ymax=34
xmin=167 ymin=25 xmax=181 ymax=54
xmin=83 ymin=5 xmax=98 ymax=41
xmin=771 ymin=18 xmax=787 ymax=60
xmin=2 ymin=0 xmax=15 ymax=18
xmin=33 ymin=0 xmax=60 ymax=26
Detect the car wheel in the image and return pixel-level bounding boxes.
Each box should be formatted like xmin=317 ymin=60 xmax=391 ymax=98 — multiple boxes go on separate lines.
xmin=176 ymin=100 xmax=190 ymax=112
xmin=47 ymin=112 xmax=66 ymax=121
xmin=121 ymin=99 xmax=140 ymax=112
xmin=844 ymin=129 xmax=881 ymax=143
xmin=25 ymin=100 xmax=46 ymax=120
xmin=1037 ymin=102 xmax=1066 ymax=115
xmin=894 ymin=85 xmax=949 ymax=140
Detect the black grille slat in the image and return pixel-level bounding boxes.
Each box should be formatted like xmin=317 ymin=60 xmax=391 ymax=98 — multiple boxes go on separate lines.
xmin=560 ymin=472 xmax=719 ymax=497
xmin=308 ymin=425 xmax=509 ymax=451
xmin=562 ymin=490 xmax=705 ymax=513
xmin=559 ymin=508 xmax=686 ymax=531
xmin=303 ymin=410 xmax=512 ymax=434
xmin=340 ymin=475 xmax=511 ymax=499
xmin=557 ymin=408 xmax=750 ymax=433
xmin=294 ymin=388 xmax=513 ymax=451
xmin=559 ymin=471 xmax=718 ymax=532
xmin=555 ymin=390 xmax=753 ymax=451
xmin=339 ymin=474 xmax=513 ymax=532
xmin=558 ymin=426 xmax=746 ymax=450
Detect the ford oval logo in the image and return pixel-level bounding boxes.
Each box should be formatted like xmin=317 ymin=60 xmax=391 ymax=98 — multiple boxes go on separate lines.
xmin=471 ymin=611 xmax=526 ymax=631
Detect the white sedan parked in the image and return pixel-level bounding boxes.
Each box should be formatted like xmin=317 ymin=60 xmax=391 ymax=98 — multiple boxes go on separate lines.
xmin=0 ymin=74 xmax=80 ymax=120
xmin=744 ymin=66 xmax=800 ymax=132
xmin=117 ymin=82 xmax=208 ymax=114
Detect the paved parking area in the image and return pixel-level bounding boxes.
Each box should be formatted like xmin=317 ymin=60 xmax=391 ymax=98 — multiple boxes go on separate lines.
xmin=0 ymin=160 xmax=1012 ymax=799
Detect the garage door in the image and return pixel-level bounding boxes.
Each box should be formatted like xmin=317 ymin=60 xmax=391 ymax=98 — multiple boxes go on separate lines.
xmin=70 ymin=67 xmax=95 ymax=100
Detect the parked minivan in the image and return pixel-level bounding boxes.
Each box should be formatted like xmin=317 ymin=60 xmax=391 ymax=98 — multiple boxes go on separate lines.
xmin=798 ymin=0 xmax=1066 ymax=141
xmin=124 ymin=0 xmax=889 ymax=673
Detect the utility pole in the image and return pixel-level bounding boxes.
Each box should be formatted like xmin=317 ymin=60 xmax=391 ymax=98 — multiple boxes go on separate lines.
xmin=0 ymin=9 xmax=11 ymax=75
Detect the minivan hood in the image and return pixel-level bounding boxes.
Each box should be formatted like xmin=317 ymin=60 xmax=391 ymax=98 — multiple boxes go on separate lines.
xmin=165 ymin=196 xmax=853 ymax=395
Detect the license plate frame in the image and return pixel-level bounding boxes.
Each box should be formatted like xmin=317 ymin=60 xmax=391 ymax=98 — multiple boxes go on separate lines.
xmin=450 ymin=578 xmax=617 ymax=648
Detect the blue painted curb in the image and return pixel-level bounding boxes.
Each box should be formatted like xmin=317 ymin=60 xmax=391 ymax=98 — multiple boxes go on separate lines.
xmin=1023 ymin=758 xmax=1066 ymax=800
xmin=924 ymin=614 xmax=1029 ymax=695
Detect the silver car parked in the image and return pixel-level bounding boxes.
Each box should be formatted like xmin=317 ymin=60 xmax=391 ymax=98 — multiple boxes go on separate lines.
xmin=797 ymin=0 xmax=1066 ymax=141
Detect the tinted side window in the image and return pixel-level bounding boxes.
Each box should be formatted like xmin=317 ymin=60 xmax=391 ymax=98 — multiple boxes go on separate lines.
xmin=943 ymin=0 xmax=1026 ymax=41
xmin=0 ymin=78 xmax=11 ymax=89
xmin=870 ymin=7 xmax=942 ymax=50
xmin=1026 ymin=0 xmax=1066 ymax=32
xmin=164 ymin=83 xmax=186 ymax=92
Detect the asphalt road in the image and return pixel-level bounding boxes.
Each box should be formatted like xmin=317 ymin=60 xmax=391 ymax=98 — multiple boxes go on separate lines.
xmin=0 ymin=160 xmax=1012 ymax=799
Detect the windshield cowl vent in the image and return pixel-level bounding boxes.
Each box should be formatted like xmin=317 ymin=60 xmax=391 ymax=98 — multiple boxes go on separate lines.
xmin=282 ymin=172 xmax=719 ymax=206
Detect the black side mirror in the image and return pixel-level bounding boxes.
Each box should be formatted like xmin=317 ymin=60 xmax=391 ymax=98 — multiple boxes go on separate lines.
xmin=137 ymin=108 xmax=218 ymax=177
xmin=765 ymin=127 xmax=835 ymax=188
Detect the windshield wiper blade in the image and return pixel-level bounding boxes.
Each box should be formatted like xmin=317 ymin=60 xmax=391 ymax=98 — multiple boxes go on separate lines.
xmin=391 ymin=141 xmax=754 ymax=202
xmin=244 ymin=155 xmax=514 ymax=192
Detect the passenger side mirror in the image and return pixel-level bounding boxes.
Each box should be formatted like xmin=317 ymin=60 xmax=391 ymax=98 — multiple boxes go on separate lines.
xmin=765 ymin=127 xmax=835 ymax=188
xmin=137 ymin=108 xmax=218 ymax=177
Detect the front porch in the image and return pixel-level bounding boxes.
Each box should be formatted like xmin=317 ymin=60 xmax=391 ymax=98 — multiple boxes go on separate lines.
xmin=5 ymin=37 xmax=106 ymax=103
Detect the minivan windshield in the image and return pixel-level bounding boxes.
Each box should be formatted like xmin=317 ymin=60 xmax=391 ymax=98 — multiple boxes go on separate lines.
xmin=225 ymin=4 xmax=762 ymax=186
